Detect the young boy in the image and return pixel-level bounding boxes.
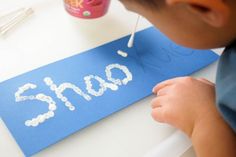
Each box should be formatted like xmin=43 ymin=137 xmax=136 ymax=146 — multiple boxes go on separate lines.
xmin=119 ymin=0 xmax=236 ymax=156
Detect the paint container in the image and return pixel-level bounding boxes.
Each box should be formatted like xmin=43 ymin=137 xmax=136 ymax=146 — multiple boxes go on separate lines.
xmin=64 ymin=0 xmax=110 ymax=19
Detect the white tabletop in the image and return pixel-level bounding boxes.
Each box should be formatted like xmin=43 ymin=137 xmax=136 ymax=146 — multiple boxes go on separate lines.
xmin=0 ymin=0 xmax=222 ymax=157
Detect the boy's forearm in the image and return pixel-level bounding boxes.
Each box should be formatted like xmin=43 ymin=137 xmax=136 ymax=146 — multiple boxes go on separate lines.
xmin=191 ymin=113 xmax=236 ymax=157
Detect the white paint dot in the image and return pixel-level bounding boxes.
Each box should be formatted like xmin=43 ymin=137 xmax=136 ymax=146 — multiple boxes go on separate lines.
xmin=69 ymin=106 xmax=75 ymax=111
xmin=25 ymin=120 xmax=31 ymax=126
xmin=49 ymin=104 xmax=57 ymax=111
xmin=117 ymin=50 xmax=128 ymax=57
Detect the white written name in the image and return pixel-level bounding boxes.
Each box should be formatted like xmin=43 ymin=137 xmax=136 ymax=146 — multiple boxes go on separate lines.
xmin=15 ymin=63 xmax=133 ymax=127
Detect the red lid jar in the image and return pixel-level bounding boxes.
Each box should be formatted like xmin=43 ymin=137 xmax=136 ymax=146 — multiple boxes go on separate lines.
xmin=64 ymin=0 xmax=111 ymax=19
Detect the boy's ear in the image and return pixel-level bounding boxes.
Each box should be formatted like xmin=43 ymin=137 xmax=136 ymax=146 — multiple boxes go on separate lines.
xmin=166 ymin=0 xmax=230 ymax=27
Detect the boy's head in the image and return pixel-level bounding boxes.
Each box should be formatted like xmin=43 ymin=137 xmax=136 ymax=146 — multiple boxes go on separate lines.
xmin=120 ymin=0 xmax=236 ymax=49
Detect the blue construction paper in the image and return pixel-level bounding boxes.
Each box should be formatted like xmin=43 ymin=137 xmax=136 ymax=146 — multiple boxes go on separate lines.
xmin=0 ymin=27 xmax=218 ymax=156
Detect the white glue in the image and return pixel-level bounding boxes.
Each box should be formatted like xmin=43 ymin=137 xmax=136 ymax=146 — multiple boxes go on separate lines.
xmin=117 ymin=50 xmax=128 ymax=57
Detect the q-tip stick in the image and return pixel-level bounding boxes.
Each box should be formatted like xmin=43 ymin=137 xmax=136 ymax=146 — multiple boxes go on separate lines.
xmin=0 ymin=8 xmax=34 ymax=35
xmin=0 ymin=8 xmax=25 ymax=21
xmin=127 ymin=15 xmax=140 ymax=48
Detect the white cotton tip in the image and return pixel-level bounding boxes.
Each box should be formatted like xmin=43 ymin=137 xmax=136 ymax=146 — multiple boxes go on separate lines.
xmin=127 ymin=35 xmax=134 ymax=48
xmin=117 ymin=50 xmax=128 ymax=57
xmin=127 ymin=15 xmax=140 ymax=48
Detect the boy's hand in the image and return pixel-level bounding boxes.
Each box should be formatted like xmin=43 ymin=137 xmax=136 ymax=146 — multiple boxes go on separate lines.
xmin=151 ymin=77 xmax=217 ymax=137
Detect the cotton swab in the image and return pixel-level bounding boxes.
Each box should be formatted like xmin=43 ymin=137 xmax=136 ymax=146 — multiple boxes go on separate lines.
xmin=0 ymin=8 xmax=34 ymax=35
xmin=127 ymin=15 xmax=140 ymax=48
xmin=0 ymin=8 xmax=25 ymax=21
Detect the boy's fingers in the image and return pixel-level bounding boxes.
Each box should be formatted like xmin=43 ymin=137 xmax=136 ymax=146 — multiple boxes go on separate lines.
xmin=152 ymin=79 xmax=176 ymax=93
xmin=151 ymin=97 xmax=162 ymax=109
xmin=153 ymin=76 xmax=198 ymax=93
xmin=157 ymin=86 xmax=171 ymax=97
xmin=151 ymin=107 xmax=165 ymax=123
